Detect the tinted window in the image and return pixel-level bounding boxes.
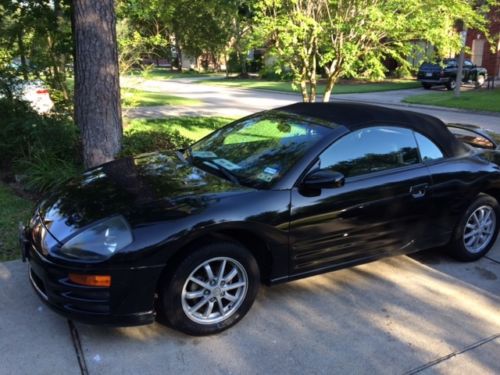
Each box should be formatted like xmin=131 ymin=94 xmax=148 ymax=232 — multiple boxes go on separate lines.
xmin=445 ymin=60 xmax=457 ymax=68
xmin=191 ymin=115 xmax=333 ymax=188
xmin=464 ymin=60 xmax=473 ymax=67
xmin=319 ymin=127 xmax=420 ymax=178
xmin=414 ymin=132 xmax=444 ymax=161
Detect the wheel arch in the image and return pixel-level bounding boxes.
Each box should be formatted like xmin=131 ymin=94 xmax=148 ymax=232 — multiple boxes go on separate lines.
xmin=156 ymin=224 xmax=280 ymax=291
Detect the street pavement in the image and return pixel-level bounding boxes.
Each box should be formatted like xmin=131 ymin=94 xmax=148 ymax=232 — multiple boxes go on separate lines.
xmin=0 ymin=243 xmax=498 ymax=374
xmin=123 ymin=78 xmax=500 ymax=130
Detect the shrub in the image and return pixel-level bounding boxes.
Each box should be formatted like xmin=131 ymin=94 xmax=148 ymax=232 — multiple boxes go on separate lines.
xmin=16 ymin=154 xmax=82 ymax=193
xmin=122 ymin=128 xmax=190 ymax=156
xmin=0 ymin=98 xmax=81 ymax=192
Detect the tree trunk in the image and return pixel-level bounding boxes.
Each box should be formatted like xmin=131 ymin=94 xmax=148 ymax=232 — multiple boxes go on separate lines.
xmin=175 ymin=38 xmax=183 ymax=72
xmin=299 ymin=79 xmax=310 ymax=103
xmin=323 ymin=73 xmax=339 ymax=102
xmin=454 ymin=28 xmax=468 ymax=97
xmin=73 ymin=0 xmax=122 ymax=169
xmin=17 ymin=32 xmax=29 ymax=81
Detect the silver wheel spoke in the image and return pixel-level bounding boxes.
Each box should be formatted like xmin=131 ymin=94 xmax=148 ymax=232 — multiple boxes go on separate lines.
xmin=203 ymin=301 xmax=215 ymax=318
xmin=223 ymin=293 xmax=238 ymax=302
xmin=218 ymin=260 xmax=227 ymax=280
xmin=224 ymin=281 xmax=246 ymax=291
xmin=472 ymin=212 xmax=480 ymax=225
xmin=189 ymin=277 xmax=210 ymax=289
xmin=224 ymin=267 xmax=238 ymax=283
xmin=464 ymin=231 xmax=476 ymax=239
xmin=204 ymin=264 xmax=215 ymax=280
xmin=185 ymin=290 xmax=205 ymax=299
xmin=216 ymin=297 xmax=225 ymax=316
xmin=465 ymin=236 xmax=476 ymax=247
xmin=190 ymin=298 xmax=208 ymax=313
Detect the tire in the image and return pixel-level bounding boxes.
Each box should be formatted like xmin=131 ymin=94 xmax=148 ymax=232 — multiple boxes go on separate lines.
xmin=422 ymin=83 xmax=432 ymax=90
xmin=160 ymin=241 xmax=260 ymax=335
xmin=446 ymin=79 xmax=456 ymax=90
xmin=448 ymin=194 xmax=499 ymax=261
xmin=475 ymin=74 xmax=485 ymax=88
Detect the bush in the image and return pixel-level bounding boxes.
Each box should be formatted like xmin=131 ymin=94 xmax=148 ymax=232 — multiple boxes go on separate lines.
xmin=0 ymin=98 xmax=81 ymax=192
xmin=16 ymin=154 xmax=82 ymax=193
xmin=259 ymin=65 xmax=293 ymax=81
xmin=122 ymin=128 xmax=190 ymax=156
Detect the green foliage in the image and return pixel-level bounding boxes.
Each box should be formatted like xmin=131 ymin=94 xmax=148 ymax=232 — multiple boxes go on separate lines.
xmin=123 ymin=117 xmax=230 ymax=151
xmin=0 ymin=98 xmax=81 ymax=192
xmin=122 ymin=128 xmax=190 ymax=156
xmin=16 ymin=155 xmax=82 ymax=193
xmin=0 ymin=183 xmax=33 ymax=261
xmin=254 ymin=0 xmax=494 ymax=102
xmin=0 ymin=0 xmax=73 ymax=108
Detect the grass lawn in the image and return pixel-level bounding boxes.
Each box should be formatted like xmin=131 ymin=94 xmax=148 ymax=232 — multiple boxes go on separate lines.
xmin=125 ymin=116 xmax=232 ymax=141
xmin=0 ymin=184 xmax=33 ymax=261
xmin=198 ymin=78 xmax=420 ymax=94
xmin=402 ymin=88 xmax=500 ymax=112
xmin=122 ymin=88 xmax=202 ymax=108
xmin=127 ymin=68 xmax=223 ymax=80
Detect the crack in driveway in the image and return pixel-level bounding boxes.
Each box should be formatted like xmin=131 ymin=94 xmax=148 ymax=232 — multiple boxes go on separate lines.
xmin=403 ymin=334 xmax=500 ymax=374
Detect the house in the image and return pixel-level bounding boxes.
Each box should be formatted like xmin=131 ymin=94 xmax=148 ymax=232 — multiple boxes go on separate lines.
xmin=466 ymin=6 xmax=500 ymax=78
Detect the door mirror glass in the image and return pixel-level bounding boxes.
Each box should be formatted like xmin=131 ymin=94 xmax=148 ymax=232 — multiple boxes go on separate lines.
xmin=303 ymin=169 xmax=345 ymax=189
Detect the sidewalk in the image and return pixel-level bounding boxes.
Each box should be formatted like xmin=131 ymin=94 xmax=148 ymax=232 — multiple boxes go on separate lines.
xmin=1 ymin=243 xmax=498 ymax=374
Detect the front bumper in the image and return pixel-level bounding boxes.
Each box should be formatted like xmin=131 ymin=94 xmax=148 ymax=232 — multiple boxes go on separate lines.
xmin=418 ymin=78 xmax=450 ymax=84
xmin=22 ymin=227 xmax=164 ymax=326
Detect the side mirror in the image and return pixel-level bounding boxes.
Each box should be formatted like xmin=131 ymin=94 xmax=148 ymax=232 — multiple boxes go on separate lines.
xmin=302 ymin=169 xmax=345 ymax=189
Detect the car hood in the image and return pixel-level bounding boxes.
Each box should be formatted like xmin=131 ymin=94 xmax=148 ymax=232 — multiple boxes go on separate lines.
xmin=37 ymin=152 xmax=251 ymax=242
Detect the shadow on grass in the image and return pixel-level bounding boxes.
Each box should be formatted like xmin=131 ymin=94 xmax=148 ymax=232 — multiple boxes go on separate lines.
xmin=122 ymin=117 xmax=231 ymax=156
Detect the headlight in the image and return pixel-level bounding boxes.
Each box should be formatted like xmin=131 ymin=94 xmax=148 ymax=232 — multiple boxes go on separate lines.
xmin=58 ymin=216 xmax=133 ymax=261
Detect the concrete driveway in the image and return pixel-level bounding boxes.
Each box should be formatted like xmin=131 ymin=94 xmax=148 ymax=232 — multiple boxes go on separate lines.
xmin=123 ymin=78 xmax=500 ymax=130
xmin=1 ymin=243 xmax=499 ymax=374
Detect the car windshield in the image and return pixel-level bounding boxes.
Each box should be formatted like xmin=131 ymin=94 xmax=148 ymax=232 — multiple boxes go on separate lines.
xmin=189 ymin=114 xmax=333 ymax=188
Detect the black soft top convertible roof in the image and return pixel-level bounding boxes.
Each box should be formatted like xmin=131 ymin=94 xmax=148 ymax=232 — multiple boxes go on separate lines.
xmin=277 ymin=102 xmax=468 ymax=157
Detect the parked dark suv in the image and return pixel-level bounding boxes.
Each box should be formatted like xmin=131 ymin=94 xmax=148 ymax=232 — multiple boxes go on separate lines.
xmin=417 ymin=59 xmax=487 ymax=90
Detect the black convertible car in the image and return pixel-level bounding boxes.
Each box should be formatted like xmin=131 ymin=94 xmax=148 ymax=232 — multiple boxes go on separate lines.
xmin=21 ymin=103 xmax=500 ymax=335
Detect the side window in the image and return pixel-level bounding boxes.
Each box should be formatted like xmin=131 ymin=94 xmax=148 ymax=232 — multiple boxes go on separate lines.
xmin=319 ymin=127 xmax=420 ymax=178
xmin=414 ymin=132 xmax=444 ymax=161
xmin=464 ymin=60 xmax=473 ymax=67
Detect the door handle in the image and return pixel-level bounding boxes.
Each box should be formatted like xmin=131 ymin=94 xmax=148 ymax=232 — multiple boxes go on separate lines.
xmin=410 ymin=183 xmax=428 ymax=198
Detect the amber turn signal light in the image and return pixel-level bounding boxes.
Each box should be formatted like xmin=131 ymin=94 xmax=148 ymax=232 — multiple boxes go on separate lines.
xmin=69 ymin=273 xmax=111 ymax=287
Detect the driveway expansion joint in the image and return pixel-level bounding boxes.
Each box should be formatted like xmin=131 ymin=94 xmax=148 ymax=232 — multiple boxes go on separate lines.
xmin=68 ymin=320 xmax=89 ymax=375
xmin=403 ymin=333 xmax=500 ymax=375
xmin=485 ymin=255 xmax=500 ymax=265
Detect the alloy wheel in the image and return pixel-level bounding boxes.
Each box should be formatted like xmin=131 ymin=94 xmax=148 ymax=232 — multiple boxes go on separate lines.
xmin=181 ymin=257 xmax=248 ymax=325
xmin=463 ymin=205 xmax=496 ymax=254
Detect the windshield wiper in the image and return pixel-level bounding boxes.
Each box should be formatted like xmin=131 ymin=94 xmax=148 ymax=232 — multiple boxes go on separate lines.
xmin=201 ymin=160 xmax=240 ymax=185
xmin=175 ymin=150 xmax=187 ymax=163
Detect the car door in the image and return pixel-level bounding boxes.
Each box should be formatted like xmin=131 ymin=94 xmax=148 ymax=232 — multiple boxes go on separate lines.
xmin=288 ymin=126 xmax=433 ymax=277
xmin=463 ymin=60 xmax=473 ymax=81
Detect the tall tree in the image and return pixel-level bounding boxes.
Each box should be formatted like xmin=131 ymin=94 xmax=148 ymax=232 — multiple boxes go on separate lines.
xmin=73 ymin=0 xmax=122 ymax=168
xmin=255 ymin=0 xmax=493 ymax=102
